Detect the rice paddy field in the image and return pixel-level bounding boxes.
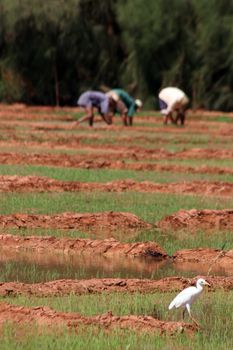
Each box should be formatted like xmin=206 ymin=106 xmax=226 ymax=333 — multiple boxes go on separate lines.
xmin=0 ymin=104 xmax=232 ymax=349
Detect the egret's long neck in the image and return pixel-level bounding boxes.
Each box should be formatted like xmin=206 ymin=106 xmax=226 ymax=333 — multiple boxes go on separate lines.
xmin=196 ymin=282 xmax=203 ymax=292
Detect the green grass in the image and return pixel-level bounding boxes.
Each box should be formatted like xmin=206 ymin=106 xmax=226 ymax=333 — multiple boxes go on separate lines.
xmin=196 ymin=115 xmax=233 ymax=123
xmin=155 ymin=157 xmax=233 ymax=168
xmin=0 ymin=164 xmax=233 ymax=183
xmin=1 ymin=191 xmax=233 ymax=222
xmin=0 ymin=291 xmax=232 ymax=349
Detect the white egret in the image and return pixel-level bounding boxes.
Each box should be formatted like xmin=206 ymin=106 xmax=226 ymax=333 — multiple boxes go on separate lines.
xmin=168 ymin=278 xmax=210 ymax=326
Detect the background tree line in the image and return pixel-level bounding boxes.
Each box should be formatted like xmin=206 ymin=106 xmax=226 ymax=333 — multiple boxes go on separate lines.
xmin=0 ymin=0 xmax=232 ymax=110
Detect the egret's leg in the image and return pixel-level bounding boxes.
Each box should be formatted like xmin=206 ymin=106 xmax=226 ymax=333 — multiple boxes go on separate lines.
xmin=186 ymin=304 xmax=200 ymax=327
xmin=182 ymin=308 xmax=186 ymax=320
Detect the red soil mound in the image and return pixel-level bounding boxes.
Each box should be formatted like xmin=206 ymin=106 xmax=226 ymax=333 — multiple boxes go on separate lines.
xmin=0 ymin=276 xmax=232 ymax=297
xmin=158 ymin=209 xmax=233 ymax=232
xmin=0 ymin=234 xmax=167 ymax=259
xmin=0 ymin=212 xmax=151 ymax=232
xmin=0 ymin=176 xmax=232 ymax=196
xmin=0 ymin=302 xmax=196 ymax=335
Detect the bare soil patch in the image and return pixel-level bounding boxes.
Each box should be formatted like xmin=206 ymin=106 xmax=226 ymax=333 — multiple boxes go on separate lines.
xmin=0 ymin=234 xmax=167 ymax=259
xmin=0 ymin=276 xmax=232 ymax=297
xmin=0 ymin=176 xmax=232 ymax=197
xmin=0 ymin=302 xmax=196 ymax=335
xmin=158 ymin=209 xmax=233 ymax=232
xmin=0 ymin=212 xmax=151 ymax=232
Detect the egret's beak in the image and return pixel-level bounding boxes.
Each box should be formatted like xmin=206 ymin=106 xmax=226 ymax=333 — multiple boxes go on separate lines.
xmin=205 ymin=281 xmax=211 ymax=287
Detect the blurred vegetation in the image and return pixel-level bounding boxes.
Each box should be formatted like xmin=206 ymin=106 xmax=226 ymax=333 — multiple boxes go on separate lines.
xmin=0 ymin=0 xmax=232 ymax=110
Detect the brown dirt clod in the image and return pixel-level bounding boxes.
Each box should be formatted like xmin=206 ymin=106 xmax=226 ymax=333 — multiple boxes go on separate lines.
xmin=0 ymin=211 xmax=151 ymax=232
xmin=158 ymin=209 xmax=233 ymax=232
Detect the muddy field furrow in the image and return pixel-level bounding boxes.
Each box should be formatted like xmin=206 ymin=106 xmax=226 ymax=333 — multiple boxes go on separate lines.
xmin=0 ymin=212 xmax=151 ymax=232
xmin=0 ymin=234 xmax=166 ymax=259
xmin=0 ymin=249 xmax=168 ymax=276
xmin=0 ymin=176 xmax=232 ymax=196
xmin=3 ymin=141 xmax=233 ymax=161
xmin=0 ymin=234 xmax=232 ymax=273
xmin=0 ymin=303 xmax=196 ymax=335
xmin=1 ymin=117 xmax=233 ymax=136
xmin=1 ymin=131 xmax=232 ymax=148
xmin=173 ymin=248 xmax=233 ymax=274
xmin=0 ymin=152 xmax=230 ymax=175
xmin=158 ymin=209 xmax=233 ymax=232
xmin=0 ymin=150 xmax=233 ymax=171
xmin=0 ymin=276 xmax=232 ymax=297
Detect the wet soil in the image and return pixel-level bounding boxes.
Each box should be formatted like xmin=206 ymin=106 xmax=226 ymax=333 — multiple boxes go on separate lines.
xmin=0 ymin=234 xmax=167 ymax=259
xmin=0 ymin=234 xmax=232 ymax=276
xmin=173 ymin=248 xmax=233 ymax=274
xmin=0 ymin=302 xmax=196 ymax=335
xmin=0 ymin=276 xmax=232 ymax=297
xmin=0 ymin=212 xmax=151 ymax=232
xmin=0 ymin=176 xmax=232 ymax=197
xmin=0 ymin=250 xmax=169 ymax=282
xmin=158 ymin=209 xmax=233 ymax=232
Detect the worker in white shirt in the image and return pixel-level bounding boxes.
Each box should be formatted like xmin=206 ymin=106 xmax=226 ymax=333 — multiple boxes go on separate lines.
xmin=158 ymin=87 xmax=189 ymax=125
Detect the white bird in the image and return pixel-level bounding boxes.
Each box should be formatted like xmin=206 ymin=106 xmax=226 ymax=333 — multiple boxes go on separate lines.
xmin=168 ymin=278 xmax=210 ymax=326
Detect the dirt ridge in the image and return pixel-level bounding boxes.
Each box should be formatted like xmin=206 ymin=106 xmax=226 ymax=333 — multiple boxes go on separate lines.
xmin=0 ymin=176 xmax=232 ymax=196
xmin=0 ymin=276 xmax=232 ymax=297
xmin=0 ymin=302 xmax=196 ymax=335
xmin=0 ymin=211 xmax=151 ymax=232
xmin=0 ymin=234 xmax=167 ymax=259
xmin=0 ymin=152 xmax=232 ymax=176
xmin=0 ymin=147 xmax=232 ymax=168
xmin=158 ymin=209 xmax=233 ymax=232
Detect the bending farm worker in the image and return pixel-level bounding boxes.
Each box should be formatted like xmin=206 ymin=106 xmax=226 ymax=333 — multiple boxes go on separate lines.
xmin=158 ymin=87 xmax=189 ymax=125
xmin=76 ymin=91 xmax=116 ymax=127
xmin=107 ymin=89 xmax=142 ymax=126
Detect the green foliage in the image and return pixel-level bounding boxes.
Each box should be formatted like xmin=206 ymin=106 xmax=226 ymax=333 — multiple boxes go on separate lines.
xmin=0 ymin=59 xmax=25 ymax=102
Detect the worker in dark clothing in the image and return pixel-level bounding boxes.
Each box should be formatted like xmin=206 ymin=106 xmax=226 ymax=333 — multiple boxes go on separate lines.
xmin=76 ymin=91 xmax=116 ymax=126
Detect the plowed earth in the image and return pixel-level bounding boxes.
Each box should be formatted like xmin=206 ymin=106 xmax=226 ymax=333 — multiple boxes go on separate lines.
xmin=158 ymin=209 xmax=233 ymax=232
xmin=0 ymin=276 xmax=232 ymax=297
xmin=0 ymin=176 xmax=232 ymax=196
xmin=0 ymin=234 xmax=167 ymax=259
xmin=0 ymin=152 xmax=232 ymax=176
xmin=0 ymin=148 xmax=233 ymax=168
xmin=0 ymin=212 xmax=151 ymax=232
xmin=0 ymin=303 xmax=196 ymax=335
